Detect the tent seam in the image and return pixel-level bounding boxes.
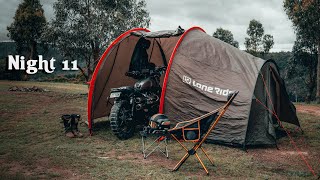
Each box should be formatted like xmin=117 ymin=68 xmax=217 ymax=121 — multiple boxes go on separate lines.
xmin=242 ymin=60 xmax=267 ymax=147
xmin=159 ymin=26 xmax=206 ymax=113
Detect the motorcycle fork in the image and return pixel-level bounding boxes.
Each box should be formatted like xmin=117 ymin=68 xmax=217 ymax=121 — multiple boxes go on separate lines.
xmin=131 ymin=96 xmax=136 ymax=119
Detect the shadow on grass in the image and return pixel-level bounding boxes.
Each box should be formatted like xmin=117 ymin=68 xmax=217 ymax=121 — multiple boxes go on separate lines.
xmin=93 ymin=120 xmax=110 ymax=132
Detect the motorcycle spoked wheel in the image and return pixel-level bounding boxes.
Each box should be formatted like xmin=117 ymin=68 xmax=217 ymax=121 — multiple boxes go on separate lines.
xmin=110 ymin=101 xmax=135 ymax=140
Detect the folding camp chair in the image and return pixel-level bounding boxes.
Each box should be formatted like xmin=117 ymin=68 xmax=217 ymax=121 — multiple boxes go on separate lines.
xmin=168 ymin=91 xmax=239 ymax=175
xmin=140 ymin=114 xmax=171 ymax=159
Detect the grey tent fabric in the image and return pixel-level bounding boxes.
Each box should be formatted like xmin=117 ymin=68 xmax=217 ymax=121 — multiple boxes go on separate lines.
xmin=163 ymin=30 xmax=264 ymax=145
xmin=88 ymin=27 xmax=300 ymax=147
xmin=162 ymin=29 xmax=299 ymax=146
xmin=131 ymin=26 xmax=184 ymax=38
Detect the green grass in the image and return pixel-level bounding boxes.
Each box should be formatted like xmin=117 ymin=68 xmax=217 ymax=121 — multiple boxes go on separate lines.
xmin=0 ymin=80 xmax=319 ymax=179
xmin=295 ymin=102 xmax=320 ymax=107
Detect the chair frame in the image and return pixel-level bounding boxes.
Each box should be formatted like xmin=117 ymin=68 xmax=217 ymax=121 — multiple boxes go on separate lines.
xmin=168 ymin=91 xmax=238 ymax=175
xmin=141 ymin=134 xmax=169 ymax=159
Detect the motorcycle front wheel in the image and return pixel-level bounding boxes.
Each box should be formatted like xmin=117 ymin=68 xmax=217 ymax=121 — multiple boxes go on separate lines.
xmin=109 ymin=101 xmax=135 ymax=140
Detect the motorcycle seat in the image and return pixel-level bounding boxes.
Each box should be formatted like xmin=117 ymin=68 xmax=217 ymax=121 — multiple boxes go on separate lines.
xmin=111 ymin=86 xmax=134 ymax=92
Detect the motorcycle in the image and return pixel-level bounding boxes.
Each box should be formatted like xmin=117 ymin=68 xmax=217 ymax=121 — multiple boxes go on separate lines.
xmin=108 ymin=65 xmax=166 ymax=139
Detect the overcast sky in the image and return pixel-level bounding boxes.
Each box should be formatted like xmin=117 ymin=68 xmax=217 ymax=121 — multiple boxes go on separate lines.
xmin=0 ymin=0 xmax=296 ymax=52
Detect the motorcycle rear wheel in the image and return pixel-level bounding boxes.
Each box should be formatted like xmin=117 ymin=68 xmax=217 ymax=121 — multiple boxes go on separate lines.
xmin=110 ymin=101 xmax=135 ymax=140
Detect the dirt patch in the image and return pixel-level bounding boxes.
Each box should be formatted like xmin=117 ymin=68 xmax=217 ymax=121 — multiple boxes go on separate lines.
xmin=249 ymin=148 xmax=310 ymax=163
xmin=295 ymin=105 xmax=320 ymax=116
xmin=279 ymin=151 xmax=308 ymax=156
xmin=250 ymin=148 xmax=293 ymax=165
xmin=97 ymin=150 xmax=211 ymax=177
xmin=0 ymin=158 xmax=88 ymax=180
xmin=248 ymin=142 xmax=319 ymax=178
xmin=8 ymin=86 xmax=49 ymax=92
xmin=98 ymin=150 xmax=176 ymax=169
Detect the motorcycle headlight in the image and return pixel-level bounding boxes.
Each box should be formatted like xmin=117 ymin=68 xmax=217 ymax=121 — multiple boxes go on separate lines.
xmin=134 ymin=83 xmax=141 ymax=89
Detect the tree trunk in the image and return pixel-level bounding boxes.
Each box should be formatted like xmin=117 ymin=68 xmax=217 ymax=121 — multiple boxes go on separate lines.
xmin=317 ymin=41 xmax=320 ymax=103
xmin=21 ymin=41 xmax=37 ymax=81
xmin=306 ymin=67 xmax=314 ymax=104
xmin=87 ymin=59 xmax=92 ymax=82
xmin=92 ymin=40 xmax=100 ymax=79
xmin=78 ymin=65 xmax=89 ymax=82
xmin=93 ymin=47 xmax=100 ymax=68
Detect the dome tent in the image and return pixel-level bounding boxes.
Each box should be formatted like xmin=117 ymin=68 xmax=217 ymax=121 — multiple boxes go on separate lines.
xmin=87 ymin=26 xmax=300 ymax=147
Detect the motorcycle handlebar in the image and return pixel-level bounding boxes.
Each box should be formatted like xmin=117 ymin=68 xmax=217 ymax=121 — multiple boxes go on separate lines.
xmin=155 ymin=66 xmax=167 ymax=74
xmin=126 ymin=66 xmax=166 ymax=77
xmin=125 ymin=71 xmax=140 ymax=77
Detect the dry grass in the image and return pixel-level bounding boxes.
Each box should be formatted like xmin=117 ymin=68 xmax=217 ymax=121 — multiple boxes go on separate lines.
xmin=0 ymin=80 xmax=319 ymax=179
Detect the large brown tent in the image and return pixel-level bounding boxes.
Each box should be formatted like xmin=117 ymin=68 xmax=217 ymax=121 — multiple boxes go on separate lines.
xmin=87 ymin=26 xmax=300 ymax=147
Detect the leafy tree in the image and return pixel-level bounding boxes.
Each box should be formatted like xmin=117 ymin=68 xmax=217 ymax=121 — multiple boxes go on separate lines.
xmin=244 ymin=19 xmax=274 ymax=57
xmin=262 ymin=34 xmax=275 ymax=54
xmin=45 ymin=0 xmax=150 ymax=81
xmin=265 ymin=51 xmax=309 ymax=102
xmin=244 ymin=19 xmax=264 ymax=54
xmin=284 ymin=0 xmax=320 ymax=103
xmin=213 ymin=28 xmax=239 ymax=48
xmin=287 ymin=33 xmax=318 ymax=103
xmin=7 ymin=0 xmax=46 ymax=80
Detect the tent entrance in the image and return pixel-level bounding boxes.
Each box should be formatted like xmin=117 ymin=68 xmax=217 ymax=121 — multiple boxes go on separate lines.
xmin=129 ymin=37 xmax=168 ymax=73
xmin=129 ymin=37 xmax=152 ymax=73
xmin=245 ymin=64 xmax=279 ymax=146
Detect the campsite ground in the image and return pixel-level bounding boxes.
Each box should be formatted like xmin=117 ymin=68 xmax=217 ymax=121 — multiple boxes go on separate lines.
xmin=0 ymin=80 xmax=319 ymax=179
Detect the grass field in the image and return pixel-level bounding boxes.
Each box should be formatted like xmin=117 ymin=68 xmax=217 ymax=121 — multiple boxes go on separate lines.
xmin=0 ymin=80 xmax=319 ymax=179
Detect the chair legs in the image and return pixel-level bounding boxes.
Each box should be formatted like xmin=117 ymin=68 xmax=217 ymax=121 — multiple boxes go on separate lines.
xmin=141 ymin=135 xmax=169 ymax=159
xmin=172 ymin=150 xmax=212 ymax=175
xmin=200 ymin=146 xmax=214 ymax=166
xmin=195 ymin=153 xmax=209 ymax=175
xmin=171 ymin=135 xmax=214 ymax=175
xmin=172 ymin=153 xmax=190 ymax=171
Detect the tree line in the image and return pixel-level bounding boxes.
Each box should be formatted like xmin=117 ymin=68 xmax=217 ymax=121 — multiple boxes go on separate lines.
xmin=204 ymin=1 xmax=319 ymax=103
xmin=5 ymin=0 xmax=320 ymax=103
xmin=7 ymin=0 xmax=150 ymax=82
xmin=213 ymin=19 xmax=275 ymax=58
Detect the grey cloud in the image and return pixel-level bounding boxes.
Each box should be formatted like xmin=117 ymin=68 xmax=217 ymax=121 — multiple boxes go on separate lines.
xmin=147 ymin=0 xmax=295 ymax=51
xmin=0 ymin=0 xmax=22 ymax=40
xmin=0 ymin=0 xmax=295 ymax=51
